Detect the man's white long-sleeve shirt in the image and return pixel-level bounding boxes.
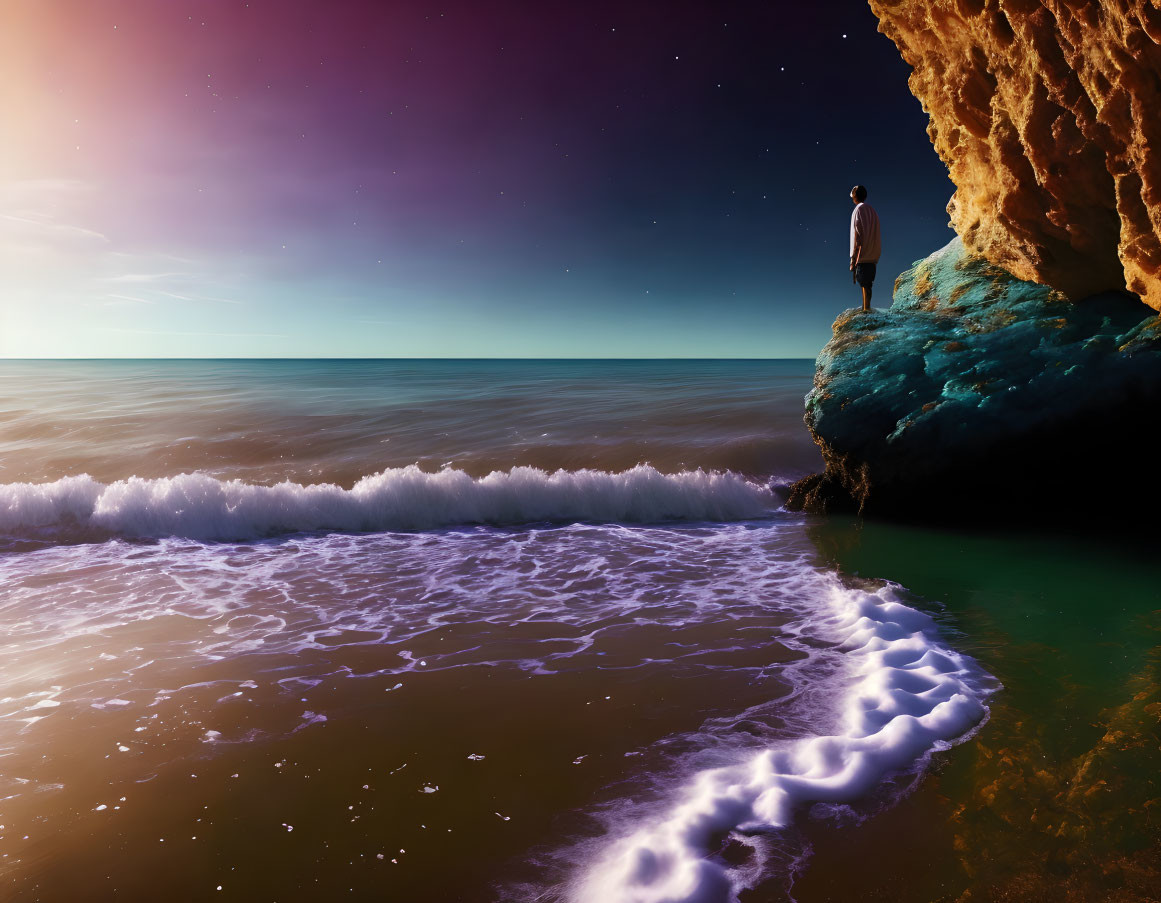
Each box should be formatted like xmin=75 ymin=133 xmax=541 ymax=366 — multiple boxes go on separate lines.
xmin=849 ymin=202 xmax=882 ymax=263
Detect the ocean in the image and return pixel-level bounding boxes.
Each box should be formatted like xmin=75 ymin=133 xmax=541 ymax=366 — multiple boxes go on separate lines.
xmin=0 ymin=360 xmax=1156 ymax=902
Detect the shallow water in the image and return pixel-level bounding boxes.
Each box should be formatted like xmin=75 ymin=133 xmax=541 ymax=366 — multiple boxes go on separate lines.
xmin=785 ymin=520 xmax=1161 ymax=902
xmin=4 ymin=360 xmax=1144 ymax=902
xmin=0 ymin=522 xmax=835 ymax=900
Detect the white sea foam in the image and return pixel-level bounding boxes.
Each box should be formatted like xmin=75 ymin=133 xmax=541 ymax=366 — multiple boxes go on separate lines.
xmin=0 ymin=465 xmax=775 ymax=541
xmin=575 ymin=582 xmax=994 ymax=903
xmin=0 ymin=512 xmax=990 ymax=900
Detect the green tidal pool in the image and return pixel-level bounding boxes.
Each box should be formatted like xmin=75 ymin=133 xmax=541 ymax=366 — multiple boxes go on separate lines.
xmin=781 ymin=518 xmax=1161 ymax=903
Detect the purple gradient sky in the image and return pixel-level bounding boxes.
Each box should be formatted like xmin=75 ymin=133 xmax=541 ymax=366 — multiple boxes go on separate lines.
xmin=1 ymin=0 xmax=954 ymax=357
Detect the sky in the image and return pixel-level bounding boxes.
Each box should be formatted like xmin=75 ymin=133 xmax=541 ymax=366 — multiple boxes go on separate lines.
xmin=0 ymin=0 xmax=955 ymax=358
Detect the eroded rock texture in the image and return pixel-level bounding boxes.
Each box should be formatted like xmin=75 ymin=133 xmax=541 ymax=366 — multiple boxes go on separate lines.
xmin=786 ymin=239 xmax=1161 ymax=517
xmin=869 ymin=0 xmax=1161 ymax=308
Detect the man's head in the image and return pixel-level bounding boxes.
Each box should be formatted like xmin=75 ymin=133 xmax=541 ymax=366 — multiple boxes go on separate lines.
xmin=850 ymin=184 xmax=868 ymax=204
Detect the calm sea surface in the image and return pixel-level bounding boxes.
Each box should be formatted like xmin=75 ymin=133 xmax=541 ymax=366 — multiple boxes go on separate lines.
xmin=0 ymin=360 xmax=1156 ymax=902
xmin=0 ymin=360 xmax=822 ymax=487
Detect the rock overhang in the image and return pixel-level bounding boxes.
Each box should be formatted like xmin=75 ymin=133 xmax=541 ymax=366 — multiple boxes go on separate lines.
xmin=869 ymin=0 xmax=1161 ymax=309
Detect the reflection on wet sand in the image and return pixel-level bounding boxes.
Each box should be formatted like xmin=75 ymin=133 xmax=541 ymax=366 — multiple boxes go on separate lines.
xmin=784 ymin=518 xmax=1161 ymax=903
xmin=948 ymin=646 xmax=1161 ymax=901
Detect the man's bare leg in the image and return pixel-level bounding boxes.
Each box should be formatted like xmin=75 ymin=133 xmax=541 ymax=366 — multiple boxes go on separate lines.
xmin=861 ymin=285 xmax=871 ymax=312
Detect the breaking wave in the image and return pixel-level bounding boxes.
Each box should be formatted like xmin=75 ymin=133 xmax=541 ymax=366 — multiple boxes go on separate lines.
xmin=0 ymin=465 xmax=777 ymax=542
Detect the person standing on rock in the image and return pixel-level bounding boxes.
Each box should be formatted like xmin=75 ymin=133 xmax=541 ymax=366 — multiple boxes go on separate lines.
xmin=849 ymin=185 xmax=882 ymax=312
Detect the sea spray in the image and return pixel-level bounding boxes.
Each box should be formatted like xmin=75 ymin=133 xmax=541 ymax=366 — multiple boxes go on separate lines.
xmin=0 ymin=465 xmax=775 ymax=542
xmin=575 ymin=581 xmax=996 ymax=903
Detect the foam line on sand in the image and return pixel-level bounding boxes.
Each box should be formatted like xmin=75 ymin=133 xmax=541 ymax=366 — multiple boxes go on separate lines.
xmin=576 ymin=581 xmax=995 ymax=903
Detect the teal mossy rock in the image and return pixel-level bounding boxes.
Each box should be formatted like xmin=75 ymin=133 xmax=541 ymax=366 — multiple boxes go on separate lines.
xmin=786 ymin=238 xmax=1161 ymax=518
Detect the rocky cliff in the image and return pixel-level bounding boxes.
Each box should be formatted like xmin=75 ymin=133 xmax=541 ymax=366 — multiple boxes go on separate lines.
xmin=786 ymin=239 xmax=1161 ymax=517
xmin=868 ymin=0 xmax=1161 ymax=309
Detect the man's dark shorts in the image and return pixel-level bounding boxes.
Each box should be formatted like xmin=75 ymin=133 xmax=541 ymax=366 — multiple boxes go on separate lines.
xmin=854 ymin=261 xmax=877 ymax=287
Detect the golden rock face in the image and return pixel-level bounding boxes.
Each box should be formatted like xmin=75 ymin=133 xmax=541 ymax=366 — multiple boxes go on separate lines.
xmin=870 ymin=0 xmax=1161 ymax=309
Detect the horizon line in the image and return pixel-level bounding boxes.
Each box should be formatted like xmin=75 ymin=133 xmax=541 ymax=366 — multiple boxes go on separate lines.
xmin=0 ymin=356 xmax=816 ymax=362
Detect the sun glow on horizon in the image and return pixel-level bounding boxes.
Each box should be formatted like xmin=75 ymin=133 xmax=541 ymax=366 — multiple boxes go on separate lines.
xmin=1 ymin=0 xmax=950 ymax=359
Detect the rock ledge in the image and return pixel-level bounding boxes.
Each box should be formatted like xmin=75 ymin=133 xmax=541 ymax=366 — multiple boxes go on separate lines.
xmin=787 ymin=239 xmax=1161 ymax=518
